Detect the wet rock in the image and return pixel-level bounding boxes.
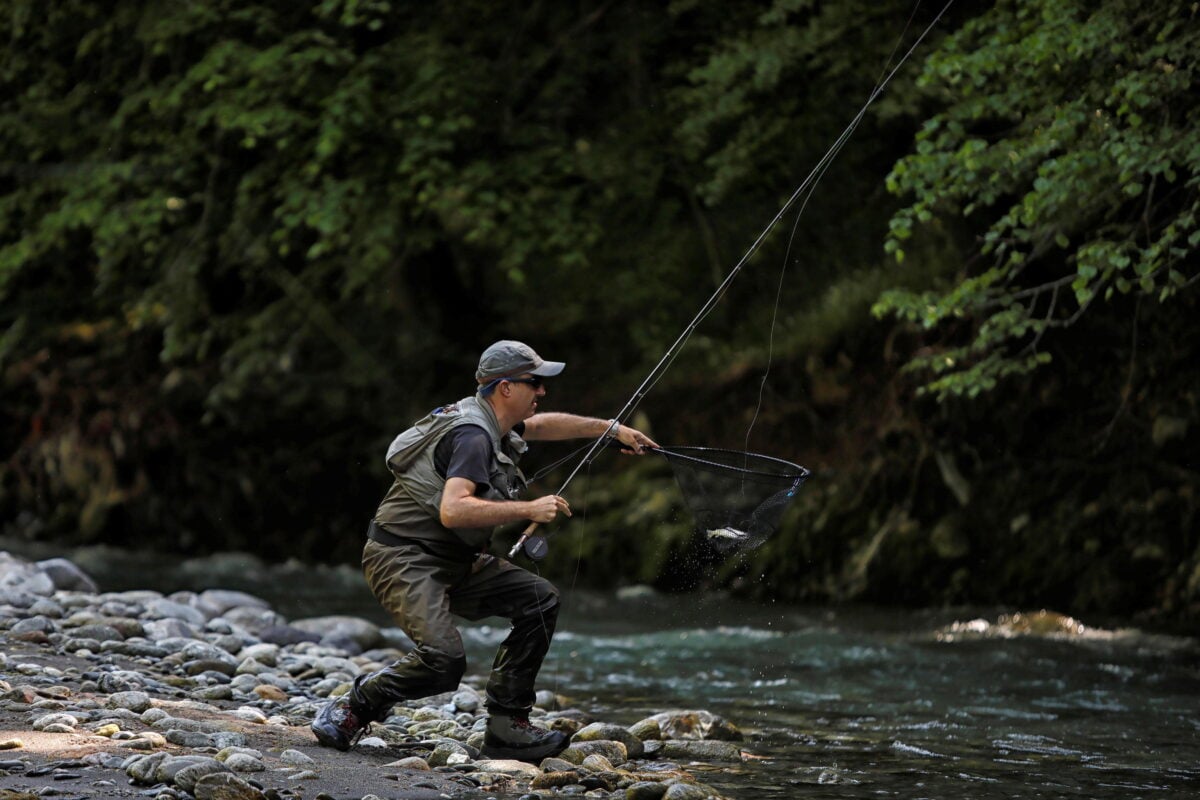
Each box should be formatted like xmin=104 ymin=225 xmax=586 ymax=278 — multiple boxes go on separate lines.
xmin=661 ymin=782 xmax=716 ymax=800
xmin=475 ymin=759 xmax=541 ymax=780
xmin=658 ymin=740 xmax=744 ymax=761
xmin=581 ymin=753 xmax=615 ymax=772
xmin=628 ymin=718 xmax=662 ymax=741
xmin=563 ymin=740 xmax=627 ymax=765
xmin=646 ymin=711 xmax=742 ymax=741
xmin=626 ymin=781 xmax=669 ymax=800
xmin=532 ymin=771 xmax=583 ymax=789
xmin=574 ymin=722 xmax=645 ymax=758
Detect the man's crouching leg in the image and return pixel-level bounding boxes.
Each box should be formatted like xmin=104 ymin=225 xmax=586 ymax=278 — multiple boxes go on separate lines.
xmin=478 ymin=577 xmax=568 ymax=761
xmin=311 ymin=646 xmax=467 ymax=751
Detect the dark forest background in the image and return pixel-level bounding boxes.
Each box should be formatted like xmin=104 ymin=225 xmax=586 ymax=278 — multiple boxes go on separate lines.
xmin=2 ymin=0 xmax=1197 ymax=621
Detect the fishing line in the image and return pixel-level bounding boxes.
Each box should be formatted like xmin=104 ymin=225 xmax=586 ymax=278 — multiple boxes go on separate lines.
xmin=509 ymin=0 xmax=956 ymax=560
xmin=743 ymin=0 xmax=926 ymax=451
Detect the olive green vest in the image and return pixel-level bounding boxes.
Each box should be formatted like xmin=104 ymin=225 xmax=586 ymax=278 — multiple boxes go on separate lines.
xmin=373 ymin=394 xmax=528 ymax=553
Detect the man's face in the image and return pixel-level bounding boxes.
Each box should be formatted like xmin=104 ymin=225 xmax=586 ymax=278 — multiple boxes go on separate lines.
xmin=505 ymin=373 xmax=546 ymax=419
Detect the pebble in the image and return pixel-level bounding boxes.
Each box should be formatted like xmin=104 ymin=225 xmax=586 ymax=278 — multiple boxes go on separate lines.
xmin=0 ymin=550 xmax=755 ymax=799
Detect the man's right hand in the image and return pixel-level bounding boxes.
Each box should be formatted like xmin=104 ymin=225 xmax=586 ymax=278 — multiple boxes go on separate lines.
xmin=526 ymin=494 xmax=572 ymax=523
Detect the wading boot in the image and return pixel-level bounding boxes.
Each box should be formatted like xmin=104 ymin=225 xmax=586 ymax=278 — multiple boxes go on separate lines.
xmin=480 ymin=713 xmax=569 ymax=762
xmin=310 ymin=694 xmax=371 ymax=751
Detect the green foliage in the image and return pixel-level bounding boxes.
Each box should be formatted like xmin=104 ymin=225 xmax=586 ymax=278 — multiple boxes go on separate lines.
xmin=875 ymin=0 xmax=1200 ymax=400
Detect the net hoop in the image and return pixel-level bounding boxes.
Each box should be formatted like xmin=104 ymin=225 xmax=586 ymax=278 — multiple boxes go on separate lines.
xmin=654 ymin=446 xmax=810 ymax=483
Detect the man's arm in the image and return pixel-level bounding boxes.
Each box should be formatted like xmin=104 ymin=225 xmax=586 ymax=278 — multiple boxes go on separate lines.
xmin=522 ymin=413 xmax=659 ymax=453
xmin=439 ymin=477 xmax=571 ymax=529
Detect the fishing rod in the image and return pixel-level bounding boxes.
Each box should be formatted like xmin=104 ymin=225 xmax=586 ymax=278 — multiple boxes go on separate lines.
xmin=509 ymin=0 xmax=955 ymax=560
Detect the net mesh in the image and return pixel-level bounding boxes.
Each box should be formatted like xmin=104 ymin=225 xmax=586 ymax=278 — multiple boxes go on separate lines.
xmin=656 ymin=447 xmax=810 ymax=553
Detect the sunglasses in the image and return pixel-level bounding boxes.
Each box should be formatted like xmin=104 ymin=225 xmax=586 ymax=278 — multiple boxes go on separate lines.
xmin=505 ymin=376 xmax=544 ymax=389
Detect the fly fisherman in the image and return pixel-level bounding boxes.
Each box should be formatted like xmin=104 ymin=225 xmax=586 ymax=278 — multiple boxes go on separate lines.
xmin=311 ymin=340 xmax=659 ymax=761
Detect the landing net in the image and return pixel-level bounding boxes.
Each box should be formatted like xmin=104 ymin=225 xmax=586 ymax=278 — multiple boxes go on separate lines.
xmin=655 ymin=447 xmax=810 ymax=553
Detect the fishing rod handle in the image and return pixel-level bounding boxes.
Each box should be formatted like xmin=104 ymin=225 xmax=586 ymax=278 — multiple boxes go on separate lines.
xmin=508 ymin=521 xmax=539 ymax=559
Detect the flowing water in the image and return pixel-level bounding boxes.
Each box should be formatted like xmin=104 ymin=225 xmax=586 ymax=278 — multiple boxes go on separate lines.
xmin=6 ymin=542 xmax=1199 ymax=799
xmin=486 ymin=591 xmax=1200 ymax=800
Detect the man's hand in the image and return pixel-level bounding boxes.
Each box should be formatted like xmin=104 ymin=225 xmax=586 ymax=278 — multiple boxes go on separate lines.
xmin=526 ymin=494 xmax=572 ymax=523
xmin=612 ymin=423 xmax=659 ymax=455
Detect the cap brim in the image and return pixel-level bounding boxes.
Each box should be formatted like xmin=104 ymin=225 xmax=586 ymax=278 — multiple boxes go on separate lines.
xmin=530 ymin=360 xmax=565 ymax=377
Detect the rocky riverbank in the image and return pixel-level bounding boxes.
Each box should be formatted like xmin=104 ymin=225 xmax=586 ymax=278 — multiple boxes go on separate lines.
xmin=1 ymin=552 xmax=749 ymax=800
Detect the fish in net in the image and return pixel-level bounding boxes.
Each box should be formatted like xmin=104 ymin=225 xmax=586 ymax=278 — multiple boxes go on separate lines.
xmin=655 ymin=447 xmax=810 ymax=553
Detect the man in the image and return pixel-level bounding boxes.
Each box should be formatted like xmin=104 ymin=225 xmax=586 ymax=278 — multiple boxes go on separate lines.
xmin=311 ymin=340 xmax=658 ymax=761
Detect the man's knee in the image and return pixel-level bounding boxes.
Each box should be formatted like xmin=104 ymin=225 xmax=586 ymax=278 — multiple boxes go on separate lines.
xmin=519 ymin=581 xmax=560 ymax=621
xmin=421 ymin=647 xmax=467 ymax=692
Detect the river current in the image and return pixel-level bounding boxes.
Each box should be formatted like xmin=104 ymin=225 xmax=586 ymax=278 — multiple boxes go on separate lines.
xmin=5 ymin=542 xmax=1198 ymax=798
xmin=507 ymin=592 xmax=1200 ymax=799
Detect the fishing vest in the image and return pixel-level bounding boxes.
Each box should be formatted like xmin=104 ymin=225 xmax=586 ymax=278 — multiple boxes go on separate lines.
xmin=373 ymin=394 xmax=529 ymax=555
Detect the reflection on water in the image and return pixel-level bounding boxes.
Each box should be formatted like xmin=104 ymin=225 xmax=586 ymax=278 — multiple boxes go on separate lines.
xmin=6 ymin=540 xmax=1199 ymax=799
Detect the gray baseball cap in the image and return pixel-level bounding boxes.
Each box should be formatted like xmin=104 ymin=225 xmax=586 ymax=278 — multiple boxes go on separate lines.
xmin=475 ymin=340 xmax=566 ymax=382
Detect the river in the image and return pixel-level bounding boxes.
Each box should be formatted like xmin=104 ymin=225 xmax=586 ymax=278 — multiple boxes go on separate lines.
xmin=6 ymin=542 xmax=1199 ymax=798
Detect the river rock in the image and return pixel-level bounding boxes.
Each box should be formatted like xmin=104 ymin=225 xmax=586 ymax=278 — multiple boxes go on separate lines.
xmin=0 ymin=552 xmax=54 ymax=596
xmin=199 ymin=589 xmax=272 ymax=615
xmin=278 ymin=749 xmax=315 ymax=766
xmin=290 ymin=615 xmax=382 ymax=650
xmin=35 ymin=557 xmax=99 ymax=593
xmin=194 ymin=772 xmax=266 ymax=800
xmin=663 ymin=782 xmax=718 ymax=800
xmin=626 ymin=781 xmax=670 ymax=800
xmin=386 ymin=755 xmax=431 ymax=771
xmin=143 ymin=618 xmax=202 ymax=641
xmin=629 ymin=718 xmax=662 ymax=740
xmin=174 ymin=759 xmax=233 ymax=792
xmin=574 ymin=722 xmax=645 ymax=757
xmin=32 ymin=712 xmax=78 ymax=731
xmin=106 ymin=691 xmax=153 ymax=713
xmin=429 ymin=738 xmax=470 ymax=767
xmin=221 ymin=752 xmax=265 ymax=772
xmin=475 ymin=759 xmax=542 ymax=779
xmin=658 ymin=740 xmax=744 ymax=761
xmin=564 ymin=739 xmax=627 ymax=765
xmin=126 ymin=752 xmax=170 ymax=784
xmin=452 ymin=689 xmax=480 ymax=712
xmin=11 ymin=616 xmax=56 ymax=635
xmin=222 ymin=606 xmax=286 ymax=636
xmin=532 ymin=771 xmax=584 ymax=789
xmin=581 ymin=753 xmax=615 ymax=772
xmin=646 ymin=711 xmax=742 ymax=741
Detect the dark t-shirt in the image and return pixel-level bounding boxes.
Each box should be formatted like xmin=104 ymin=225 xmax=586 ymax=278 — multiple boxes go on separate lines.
xmin=433 ymin=422 xmax=525 ymax=494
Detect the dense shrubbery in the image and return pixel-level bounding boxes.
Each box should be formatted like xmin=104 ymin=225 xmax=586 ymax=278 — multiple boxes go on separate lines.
xmin=1 ymin=1 xmax=1195 ymax=618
